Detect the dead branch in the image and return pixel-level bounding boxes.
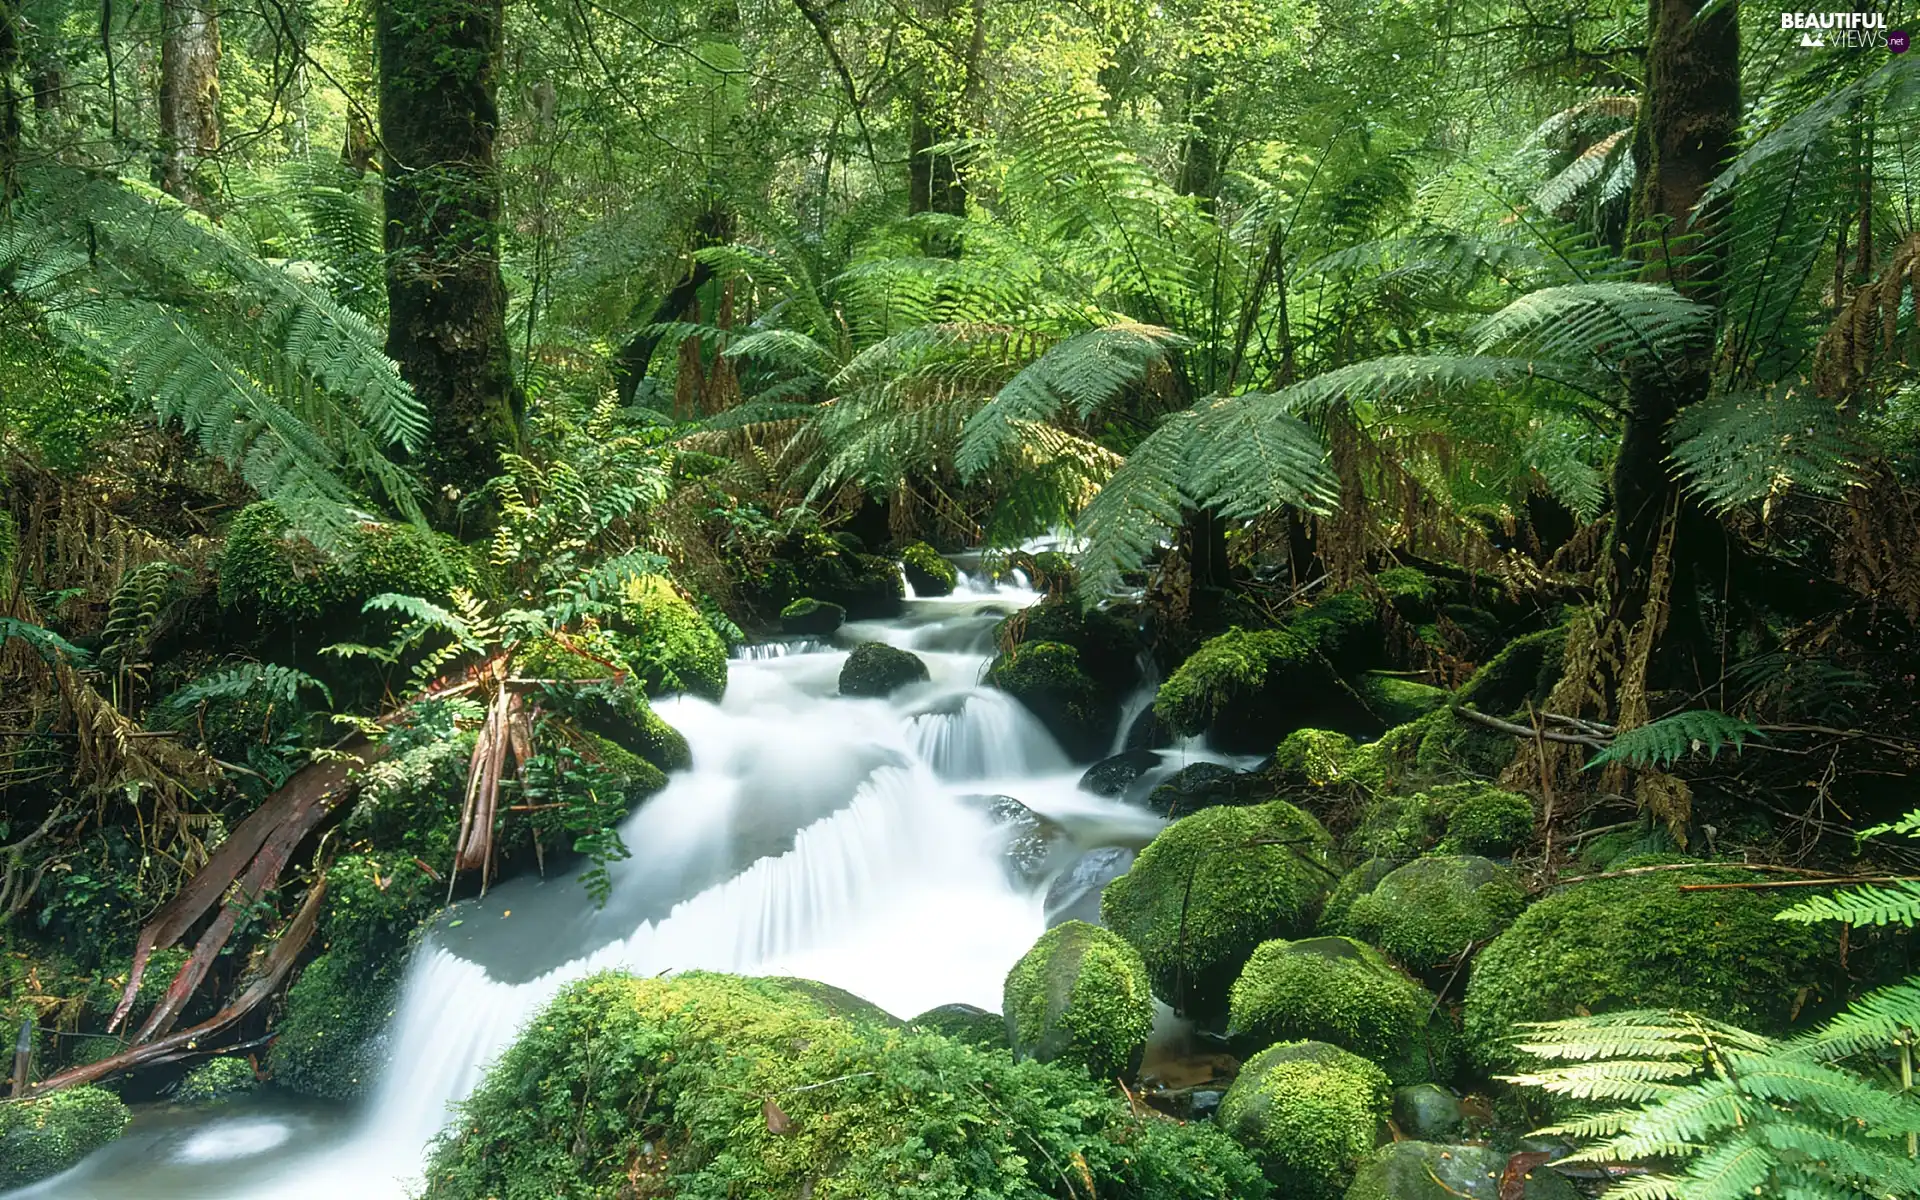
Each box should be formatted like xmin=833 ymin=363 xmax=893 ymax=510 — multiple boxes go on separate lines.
xmin=1451 ymin=705 xmax=1609 ymax=749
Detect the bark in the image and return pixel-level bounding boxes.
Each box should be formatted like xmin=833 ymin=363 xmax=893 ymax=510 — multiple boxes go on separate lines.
xmin=158 ymin=0 xmax=220 ymax=211
xmin=907 ymin=107 xmax=964 ymax=218
xmin=378 ymin=0 xmax=523 ymax=526
xmin=1175 ymin=68 xmax=1219 ymax=210
xmin=1 ymin=0 xmax=19 ymax=202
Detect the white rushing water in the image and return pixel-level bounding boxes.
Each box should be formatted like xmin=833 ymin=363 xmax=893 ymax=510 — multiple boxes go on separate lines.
xmin=16 ymin=571 xmax=1212 ymax=1200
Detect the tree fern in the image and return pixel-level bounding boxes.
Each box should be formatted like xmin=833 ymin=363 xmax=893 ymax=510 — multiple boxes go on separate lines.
xmin=1586 ymin=710 xmax=1763 ymax=770
xmin=1669 ymin=386 xmax=1863 ymax=514
xmin=157 ymin=663 xmax=333 ymax=716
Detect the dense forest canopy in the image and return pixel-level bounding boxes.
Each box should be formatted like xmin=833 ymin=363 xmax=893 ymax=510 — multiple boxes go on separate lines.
xmin=2 ymin=0 xmax=1920 ymax=1193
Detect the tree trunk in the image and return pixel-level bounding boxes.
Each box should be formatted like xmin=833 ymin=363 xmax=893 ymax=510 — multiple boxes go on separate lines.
xmin=1175 ymin=68 xmax=1218 ymax=210
xmin=1 ymin=0 xmax=20 ymax=202
xmin=158 ymin=0 xmax=219 ymax=211
xmin=378 ymin=0 xmax=522 ymax=527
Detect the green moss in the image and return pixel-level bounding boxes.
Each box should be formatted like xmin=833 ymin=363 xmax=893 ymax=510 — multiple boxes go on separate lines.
xmin=1374 ymin=567 xmax=1437 ymax=619
xmin=1436 ymin=783 xmax=1534 ymax=856
xmin=1271 ymin=729 xmax=1359 ymax=791
xmin=216 ymin=501 xmax=473 ymax=624
xmin=1000 ymin=601 xmax=1141 ymax=693
xmin=1156 ymin=626 xmax=1318 ymax=735
xmin=1339 ymin=855 xmax=1525 ymax=975
xmin=1217 ymin=1041 xmax=1388 ymax=1199
xmin=613 ymin=574 xmax=728 ymax=701
xmin=1026 ymin=550 xmax=1077 ymax=593
xmin=779 ymin=596 xmax=845 ymax=635
xmin=175 ymin=1056 xmax=259 ymax=1104
xmin=1463 ymin=864 xmax=1834 ymax=1072
xmin=986 ymin=640 xmax=1114 ymax=759
xmin=216 ymin=501 xmax=332 ymax=619
xmin=1319 ymin=859 xmax=1397 ymax=932
xmin=839 ymin=641 xmax=930 ymax=697
xmin=421 ymin=971 xmax=1265 ymax=1200
xmin=1227 ymin=937 xmax=1455 ymax=1085
xmin=0 ymin=1085 xmax=129 ymax=1188
xmin=1344 ymin=706 xmax=1514 ymax=795
xmin=908 ymin=1003 xmax=1008 ymax=1049
xmin=269 ymin=949 xmax=401 ymax=1100
xmin=516 ymin=632 xmax=690 ymax=776
xmin=0 ymin=510 xmax=17 ymax=583
xmin=1357 ymin=674 xmax=1448 ymax=726
xmin=1452 ymin=624 xmax=1568 ymax=716
xmin=1351 ymin=792 xmax=1447 ymax=860
xmin=1004 ymin=921 xmax=1155 ymax=1081
xmin=1102 ymin=801 xmax=1335 ymax=1019
xmin=900 ymin=541 xmax=958 ymax=596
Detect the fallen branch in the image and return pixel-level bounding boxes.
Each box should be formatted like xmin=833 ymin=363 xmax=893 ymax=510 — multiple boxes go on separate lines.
xmin=1451 ymin=705 xmax=1609 ymax=749
xmin=1678 ymin=876 xmax=1920 ymax=892
xmin=1554 ymin=862 xmax=1849 ymax=886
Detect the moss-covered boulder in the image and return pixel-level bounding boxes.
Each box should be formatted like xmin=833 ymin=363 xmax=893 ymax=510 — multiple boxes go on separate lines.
xmin=998 ymin=601 xmax=1141 ymax=694
xmin=1218 ymin=1040 xmax=1389 ymax=1199
xmin=839 ymin=641 xmax=930 ymax=697
xmin=1156 ymin=591 xmax=1380 ymax=752
xmin=779 ymin=597 xmax=846 ymax=636
xmin=217 ymin=501 xmax=475 ymax=625
xmin=612 ymin=574 xmax=728 ymax=701
xmin=269 ymin=947 xmax=400 ymax=1100
xmin=908 ymin=1003 xmax=1008 ymax=1049
xmin=1271 ymin=728 xmax=1361 ymax=793
xmin=1004 ymin=921 xmax=1155 ymax=1081
xmin=1345 ymin=1141 xmax=1579 ymax=1200
xmin=1227 ymin=937 xmax=1456 ymax=1085
xmin=1342 ymin=707 xmax=1515 ymax=796
xmin=1452 ymin=624 xmax=1567 ymax=716
xmin=1321 ymin=859 xmax=1398 ymax=932
xmin=420 ymin=971 xmax=1265 ymax=1200
xmin=1464 ymin=864 xmax=1834 ymax=1071
xmin=986 ymin=641 xmax=1116 ymax=760
xmin=516 ymin=631 xmax=690 ymax=775
xmin=1338 ymin=855 xmax=1525 ymax=976
xmin=1436 ymin=784 xmax=1534 ymax=856
xmin=1349 ymin=783 xmax=1534 ymax=861
xmin=0 ymin=1085 xmax=130 ymax=1188
xmin=175 ymin=1056 xmax=259 ymax=1104
xmin=752 ymin=531 xmax=906 ymax=619
xmin=1103 ymin=801 xmax=1335 ymax=1019
xmin=900 ymin=542 xmax=958 ymax=596
xmin=1357 ymin=674 xmax=1449 ymax=727
xmin=1374 ymin=567 xmax=1438 ymax=621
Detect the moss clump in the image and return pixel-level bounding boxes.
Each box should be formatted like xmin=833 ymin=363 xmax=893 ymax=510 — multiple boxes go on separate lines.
xmin=0 ymin=1085 xmax=130 ymax=1188
xmin=1357 ymin=674 xmax=1448 ymax=726
xmin=1319 ymin=859 xmax=1397 ymax=932
xmin=175 ymin=1056 xmax=259 ymax=1104
xmin=1102 ymin=801 xmax=1335 ymax=1019
xmin=900 ymin=542 xmax=958 ymax=596
xmin=516 ymin=631 xmax=690 ymax=774
xmin=613 ymin=574 xmax=728 ymax=701
xmin=1463 ymin=864 xmax=1834 ymax=1071
xmin=1343 ymin=706 xmax=1514 ymax=795
xmin=1436 ymin=783 xmax=1534 ymax=856
xmin=269 ymin=948 xmax=401 ymax=1100
xmin=908 ymin=1003 xmax=1008 ymax=1049
xmin=1271 ymin=728 xmax=1359 ymax=791
xmin=1217 ymin=1040 xmax=1388 ymax=1199
xmin=1451 ymin=624 xmax=1568 ymax=715
xmin=999 ymin=601 xmax=1141 ymax=693
xmin=986 ymin=641 xmax=1115 ymax=760
xmin=1373 ymin=567 xmax=1437 ymax=620
xmin=838 ymin=641 xmax=930 ymax=697
xmin=1004 ymin=921 xmax=1155 ymax=1082
xmin=421 ymin=971 xmax=1265 ymax=1200
xmin=779 ymin=596 xmax=845 ymax=635
xmin=217 ymin=501 xmax=473 ymax=624
xmin=1227 ymin=937 xmax=1455 ymax=1085
xmin=1339 ymin=855 xmax=1525 ymax=975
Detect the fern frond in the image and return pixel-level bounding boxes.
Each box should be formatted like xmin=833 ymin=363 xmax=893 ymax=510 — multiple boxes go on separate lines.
xmin=0 ymin=616 xmax=92 ymax=665
xmin=1789 ymin=979 xmax=1920 ymax=1057
xmin=1586 ymin=710 xmax=1763 ymax=770
xmin=1670 ymin=387 xmax=1862 ymax=513
xmin=1469 ymin=282 xmax=1713 ymax=373
xmin=1775 ymin=882 xmax=1920 ymax=929
xmin=158 ymin=663 xmax=333 ymax=714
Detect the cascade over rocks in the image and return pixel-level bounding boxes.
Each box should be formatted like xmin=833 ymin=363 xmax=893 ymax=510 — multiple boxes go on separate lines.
xmin=956 ymin=793 xmax=1069 ymax=885
xmin=779 ymin=596 xmax=845 ymax=635
xmin=899 ymin=541 xmax=957 ymax=596
xmin=1148 ymin=761 xmax=1270 ymax=817
xmin=838 ymin=641 xmax=930 ymax=696
xmin=1044 ymin=846 xmax=1135 ymax=927
xmin=1078 ymin=748 xmax=1164 ymax=798
xmin=985 ymin=640 xmax=1116 ymax=760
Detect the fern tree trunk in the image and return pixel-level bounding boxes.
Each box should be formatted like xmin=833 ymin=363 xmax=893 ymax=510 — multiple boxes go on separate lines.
xmin=378 ymin=0 xmax=522 ymax=526
xmin=1599 ymin=0 xmax=1739 ymax=702
xmin=158 ymin=0 xmax=219 ymax=211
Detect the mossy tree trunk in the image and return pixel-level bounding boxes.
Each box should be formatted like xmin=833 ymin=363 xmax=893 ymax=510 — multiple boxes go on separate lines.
xmin=0 ymin=0 xmax=19 ymax=202
xmin=1598 ymin=0 xmax=1739 ymax=699
xmin=378 ymin=0 xmax=523 ymax=527
xmin=158 ymin=0 xmax=219 ymax=211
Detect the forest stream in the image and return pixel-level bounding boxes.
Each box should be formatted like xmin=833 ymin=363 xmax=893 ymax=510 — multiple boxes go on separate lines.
xmin=6 ymin=565 xmax=1214 ymax=1199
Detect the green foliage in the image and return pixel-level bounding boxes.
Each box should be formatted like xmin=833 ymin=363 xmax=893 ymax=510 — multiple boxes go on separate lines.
xmin=157 ymin=663 xmax=333 ymax=718
xmin=1337 ymin=855 xmax=1525 ymax=975
xmin=1102 ymin=801 xmax=1335 ymax=1018
xmin=839 ymin=642 xmax=931 ymax=697
xmin=218 ymin=501 xmax=473 ymax=624
xmin=1463 ymin=865 xmax=1834 ymax=1073
xmin=175 ymin=1056 xmax=260 ymax=1104
xmin=0 ymin=1085 xmax=130 ymax=1188
xmin=1227 ymin=937 xmax=1454 ymax=1085
xmin=1216 ymin=1040 xmax=1389 ymax=1199
xmin=421 ymin=971 xmax=1266 ymax=1200
xmin=0 ymin=616 xmax=90 ymax=666
xmin=613 ymin=574 xmax=729 ymax=701
xmin=1671 ymin=386 xmax=1863 ymax=513
xmin=1778 ymin=805 xmax=1920 ymax=929
xmin=1271 ymin=728 xmax=1359 ymax=790
xmin=1435 ymin=784 xmax=1535 ymax=856
xmin=96 ymin=561 xmax=182 ymax=675
xmin=1004 ymin=920 xmax=1155 ymax=1082
xmin=1586 ymin=710 xmax=1763 ymax=771
xmin=985 ymin=641 xmax=1111 ymax=759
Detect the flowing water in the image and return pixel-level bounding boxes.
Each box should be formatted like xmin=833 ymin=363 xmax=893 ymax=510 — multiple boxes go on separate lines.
xmin=14 ymin=568 xmax=1229 ymax=1199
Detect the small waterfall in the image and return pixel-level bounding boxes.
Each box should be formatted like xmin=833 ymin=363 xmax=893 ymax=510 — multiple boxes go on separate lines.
xmin=905 ymin=690 xmax=1069 ymax=780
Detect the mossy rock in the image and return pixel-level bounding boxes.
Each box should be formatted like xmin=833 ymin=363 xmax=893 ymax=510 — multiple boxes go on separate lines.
xmin=217 ymin=501 xmax=474 ymax=624
xmin=1435 ymin=783 xmax=1534 ymax=856
xmin=1272 ymin=728 xmax=1361 ymax=792
xmin=1155 ymin=591 xmax=1379 ymax=752
xmin=753 ymin=532 xmax=906 ymax=619
xmin=908 ymin=1003 xmax=1008 ymax=1049
xmin=779 ymin=597 xmax=845 ymax=636
xmin=1218 ymin=1040 xmax=1389 ymax=1199
xmin=1147 ymin=762 xmax=1269 ymax=817
xmin=900 ymin=542 xmax=958 ymax=597
xmin=1357 ymin=674 xmax=1449 ymax=727
xmin=1463 ymin=863 xmax=1834 ymax=1072
xmin=1343 ymin=707 xmax=1514 ymax=795
xmin=1374 ymin=567 xmax=1438 ymax=621
xmin=1004 ymin=921 xmax=1155 ymax=1081
xmin=1227 ymin=937 xmax=1457 ymax=1085
xmin=175 ymin=1056 xmax=259 ymax=1104
xmin=612 ymin=574 xmax=728 ymax=701
xmin=998 ymin=601 xmax=1141 ymax=693
xmin=1345 ymin=1141 xmax=1579 ymax=1200
xmin=839 ymin=641 xmax=930 ymax=697
xmin=419 ymin=971 xmax=1265 ymax=1200
xmin=268 ymin=948 xmax=401 ymax=1100
xmin=0 ymin=1085 xmax=129 ymax=1188
xmin=1452 ymin=624 xmax=1568 ymax=716
xmin=1321 ymin=859 xmax=1398 ymax=931
xmin=986 ymin=641 xmax=1116 ymax=760
xmin=1338 ymin=855 xmax=1525 ymax=976
xmin=517 ymin=632 xmax=690 ymax=775
xmin=1102 ymin=801 xmax=1335 ymax=1020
